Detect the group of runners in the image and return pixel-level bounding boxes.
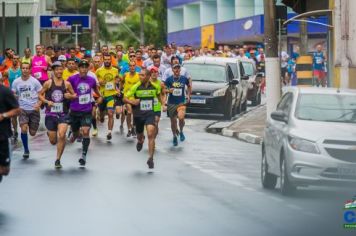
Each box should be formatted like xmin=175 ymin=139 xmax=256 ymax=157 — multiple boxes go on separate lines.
xmin=0 ymin=44 xmax=192 ymax=176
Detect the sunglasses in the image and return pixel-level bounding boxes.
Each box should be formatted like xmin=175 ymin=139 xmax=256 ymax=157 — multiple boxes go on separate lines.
xmin=129 ymin=55 xmax=136 ymax=57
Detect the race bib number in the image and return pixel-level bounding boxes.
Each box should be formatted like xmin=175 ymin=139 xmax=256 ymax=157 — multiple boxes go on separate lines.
xmin=316 ymin=58 xmax=323 ymax=64
xmin=79 ymin=94 xmax=91 ymax=104
xmin=105 ymin=82 xmax=115 ymax=90
xmin=34 ymin=72 xmax=42 ymax=79
xmin=20 ymin=91 xmax=32 ymax=100
xmin=51 ymin=103 xmax=63 ymax=113
xmin=172 ymin=88 xmax=182 ymax=96
xmin=140 ymin=100 xmax=153 ymax=111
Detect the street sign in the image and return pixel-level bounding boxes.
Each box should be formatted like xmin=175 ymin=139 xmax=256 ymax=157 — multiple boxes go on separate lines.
xmin=40 ymin=15 xmax=90 ymax=30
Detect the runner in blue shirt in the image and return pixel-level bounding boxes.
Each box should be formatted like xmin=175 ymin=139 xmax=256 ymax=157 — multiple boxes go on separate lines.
xmin=164 ymin=64 xmax=192 ymax=146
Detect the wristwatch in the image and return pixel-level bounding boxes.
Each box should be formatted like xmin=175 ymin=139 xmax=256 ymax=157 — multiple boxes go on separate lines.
xmin=2 ymin=113 xmax=8 ymax=118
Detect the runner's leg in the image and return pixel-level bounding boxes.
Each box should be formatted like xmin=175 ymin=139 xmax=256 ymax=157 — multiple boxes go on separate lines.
xmin=146 ymin=124 xmax=156 ymax=168
xmin=56 ymin=123 xmax=68 ymax=161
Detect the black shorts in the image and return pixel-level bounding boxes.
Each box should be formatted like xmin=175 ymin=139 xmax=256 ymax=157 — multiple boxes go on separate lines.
xmin=45 ymin=115 xmax=70 ymax=132
xmin=117 ymin=93 xmax=124 ymax=106
xmin=70 ymin=111 xmax=92 ymax=132
xmin=281 ymin=67 xmax=288 ymax=77
xmin=154 ymin=111 xmax=161 ymax=117
xmin=0 ymin=138 xmax=10 ymax=167
xmin=134 ymin=115 xmax=155 ymax=134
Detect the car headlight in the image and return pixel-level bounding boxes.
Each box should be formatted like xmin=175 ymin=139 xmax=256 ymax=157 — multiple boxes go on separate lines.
xmin=288 ymin=136 xmax=320 ymax=154
xmin=212 ymin=88 xmax=226 ymax=97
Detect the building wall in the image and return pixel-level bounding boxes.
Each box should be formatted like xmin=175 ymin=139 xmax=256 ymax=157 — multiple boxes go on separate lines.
xmin=0 ymin=17 xmax=34 ymax=55
xmin=167 ymin=0 xmax=293 ymax=33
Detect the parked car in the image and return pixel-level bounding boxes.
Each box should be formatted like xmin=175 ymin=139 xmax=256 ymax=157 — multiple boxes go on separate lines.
xmin=241 ymin=60 xmax=262 ymax=106
xmin=183 ymin=57 xmax=249 ymax=119
xmin=261 ymin=87 xmax=356 ymax=195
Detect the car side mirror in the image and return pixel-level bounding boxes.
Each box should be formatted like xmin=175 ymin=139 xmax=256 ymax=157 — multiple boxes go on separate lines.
xmin=271 ymin=111 xmax=288 ymax=123
xmin=230 ymin=78 xmax=239 ymax=85
xmin=241 ymin=75 xmax=250 ymax=80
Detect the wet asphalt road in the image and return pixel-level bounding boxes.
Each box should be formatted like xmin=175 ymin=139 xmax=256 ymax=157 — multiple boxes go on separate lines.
xmin=0 ymin=115 xmax=355 ymax=236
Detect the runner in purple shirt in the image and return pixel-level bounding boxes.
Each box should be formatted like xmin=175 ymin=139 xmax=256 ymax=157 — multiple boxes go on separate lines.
xmin=67 ymin=60 xmax=102 ymax=166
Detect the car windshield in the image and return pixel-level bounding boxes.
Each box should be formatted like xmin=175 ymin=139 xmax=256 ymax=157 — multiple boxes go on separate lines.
xmin=295 ymin=93 xmax=356 ymax=123
xmin=184 ymin=64 xmax=226 ymax=83
xmin=241 ymin=62 xmax=254 ymax=76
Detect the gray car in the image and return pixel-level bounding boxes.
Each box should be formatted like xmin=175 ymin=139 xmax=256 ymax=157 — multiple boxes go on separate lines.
xmin=261 ymin=87 xmax=356 ymax=195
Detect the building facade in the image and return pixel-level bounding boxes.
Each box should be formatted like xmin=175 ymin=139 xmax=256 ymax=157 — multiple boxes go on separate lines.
xmin=0 ymin=0 xmax=53 ymax=54
xmin=167 ymin=0 xmax=327 ymax=50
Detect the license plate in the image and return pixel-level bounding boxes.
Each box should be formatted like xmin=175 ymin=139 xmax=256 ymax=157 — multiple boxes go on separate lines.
xmin=338 ymin=164 xmax=356 ymax=177
xmin=190 ymin=98 xmax=206 ymax=104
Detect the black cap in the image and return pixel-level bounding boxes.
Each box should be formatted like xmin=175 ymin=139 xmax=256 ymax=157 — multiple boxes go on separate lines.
xmin=78 ymin=60 xmax=90 ymax=68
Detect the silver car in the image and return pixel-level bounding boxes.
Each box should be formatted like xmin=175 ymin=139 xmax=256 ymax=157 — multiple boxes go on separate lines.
xmin=261 ymin=87 xmax=356 ymax=195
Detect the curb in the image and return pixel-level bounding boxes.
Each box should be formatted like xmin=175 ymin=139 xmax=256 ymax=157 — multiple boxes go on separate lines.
xmin=221 ymin=128 xmax=263 ymax=145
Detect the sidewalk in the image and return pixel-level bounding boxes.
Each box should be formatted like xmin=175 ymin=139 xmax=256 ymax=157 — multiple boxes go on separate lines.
xmin=207 ymin=105 xmax=266 ymax=145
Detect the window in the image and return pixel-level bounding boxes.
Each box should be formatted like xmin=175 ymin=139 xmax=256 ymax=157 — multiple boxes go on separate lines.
xmin=295 ymin=94 xmax=356 ymax=123
xmin=227 ymin=63 xmax=238 ymax=78
xmin=183 ymin=64 xmax=227 ymax=83
xmin=241 ymin=62 xmax=254 ymax=76
xmin=277 ymin=92 xmax=293 ymax=117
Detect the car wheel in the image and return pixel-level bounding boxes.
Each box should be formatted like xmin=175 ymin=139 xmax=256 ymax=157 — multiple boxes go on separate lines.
xmin=257 ymin=90 xmax=262 ymax=105
xmin=252 ymin=90 xmax=261 ymax=106
xmin=280 ymin=155 xmax=296 ymax=195
xmin=223 ymin=100 xmax=233 ymax=120
xmin=261 ymin=147 xmax=277 ymax=189
xmin=242 ymin=99 xmax=247 ymax=112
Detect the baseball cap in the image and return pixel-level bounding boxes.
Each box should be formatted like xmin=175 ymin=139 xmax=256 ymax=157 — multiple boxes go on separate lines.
xmin=51 ymin=61 xmax=63 ymax=69
xmin=172 ymin=64 xmax=181 ymax=69
xmin=150 ymin=66 xmax=159 ymax=73
xmin=78 ymin=60 xmax=90 ymax=68
xmin=58 ymin=55 xmax=67 ymax=61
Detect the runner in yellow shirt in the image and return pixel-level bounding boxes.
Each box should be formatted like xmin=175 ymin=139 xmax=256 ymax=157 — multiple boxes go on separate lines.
xmin=96 ymin=54 xmax=119 ymax=141
xmin=62 ymin=58 xmax=78 ymax=81
xmin=121 ymin=60 xmax=140 ymax=138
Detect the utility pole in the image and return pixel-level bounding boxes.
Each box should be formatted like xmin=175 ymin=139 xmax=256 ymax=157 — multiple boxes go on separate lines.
xmin=139 ymin=0 xmax=144 ymax=45
xmin=264 ymin=0 xmax=280 ymax=117
xmin=91 ymin=0 xmax=98 ymax=52
xmin=299 ymin=19 xmax=308 ymax=54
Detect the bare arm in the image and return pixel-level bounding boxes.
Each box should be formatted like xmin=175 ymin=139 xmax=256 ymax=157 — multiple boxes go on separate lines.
xmin=38 ymin=80 xmax=52 ymax=106
xmin=64 ymin=82 xmax=77 ymax=100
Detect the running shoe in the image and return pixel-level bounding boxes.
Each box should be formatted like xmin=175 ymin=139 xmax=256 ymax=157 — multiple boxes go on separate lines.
xmin=77 ymin=135 xmax=83 ymax=143
xmin=92 ymin=128 xmax=98 ymax=137
xmin=79 ymin=157 xmax=86 ymax=166
xmin=120 ymin=125 xmax=124 ymax=134
xmin=173 ymin=136 xmax=178 ymax=146
xmin=126 ymin=130 xmax=132 ymax=138
xmin=107 ymin=132 xmax=112 ymax=141
xmin=136 ymin=142 xmax=143 ymax=152
xmin=131 ymin=128 xmax=137 ymax=138
xmin=116 ymin=113 xmax=120 ymax=119
xmin=179 ymin=132 xmax=185 ymax=142
xmin=55 ymin=159 xmax=62 ymax=169
xmin=147 ymin=158 xmax=154 ymax=169
xmin=13 ymin=132 xmax=18 ymax=140
xmin=0 ymin=175 xmax=2 ymax=183
xmin=23 ymin=151 xmax=30 ymax=159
